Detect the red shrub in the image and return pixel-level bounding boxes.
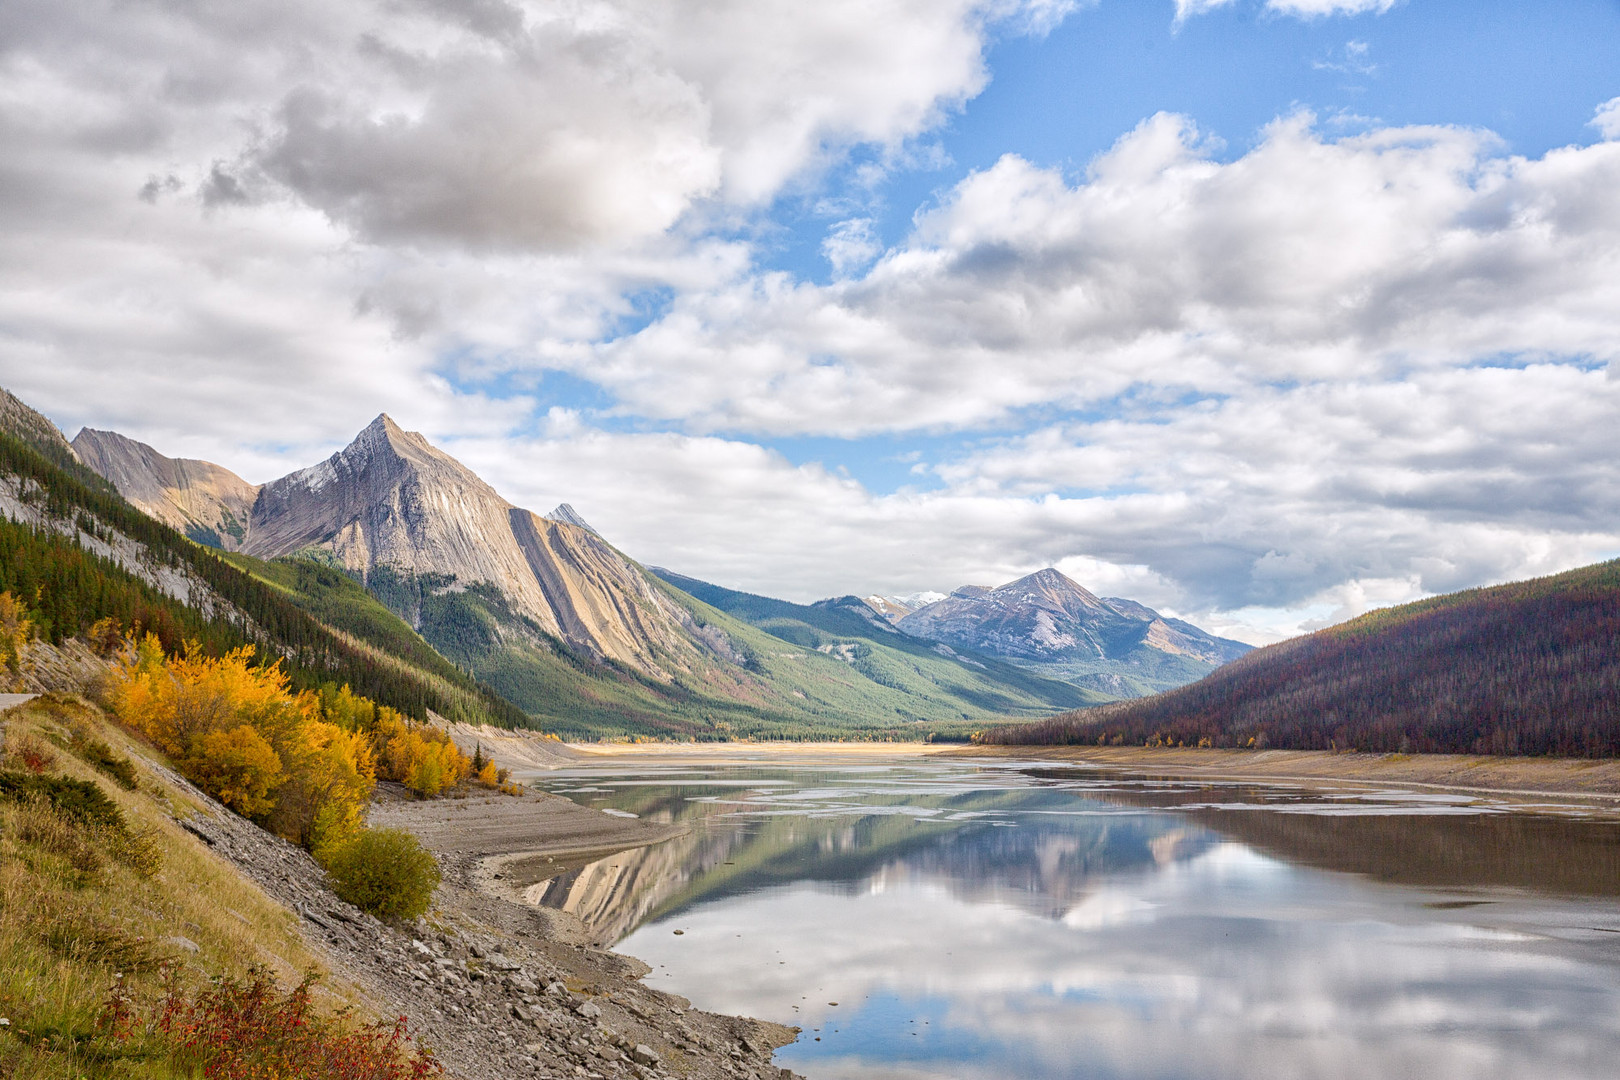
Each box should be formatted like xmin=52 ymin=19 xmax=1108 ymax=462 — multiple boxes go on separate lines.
xmin=103 ymin=966 xmax=442 ymax=1080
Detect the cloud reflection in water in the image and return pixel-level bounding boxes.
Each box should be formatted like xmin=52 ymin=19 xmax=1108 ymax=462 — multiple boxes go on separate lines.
xmin=536 ymin=758 xmax=1620 ymax=1079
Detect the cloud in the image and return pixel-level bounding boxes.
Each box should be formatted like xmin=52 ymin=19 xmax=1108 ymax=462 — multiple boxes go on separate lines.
xmin=573 ymin=112 xmax=1620 ymax=437
xmin=1267 ymin=0 xmax=1397 ymax=15
xmin=251 ymin=0 xmax=1079 ymax=249
xmin=1178 ymin=0 xmax=1397 ymax=20
xmin=1593 ymin=97 xmax=1620 ymax=141
xmin=822 ymin=219 xmax=882 ymax=279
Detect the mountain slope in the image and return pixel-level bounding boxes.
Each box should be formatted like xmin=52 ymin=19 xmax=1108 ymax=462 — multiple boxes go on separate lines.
xmin=0 ymin=389 xmax=527 ymax=727
xmin=896 ymin=568 xmax=1251 ymax=696
xmin=239 ymin=415 xmax=711 ymax=682
xmin=72 ymin=427 xmax=260 ymax=550
xmin=651 ymin=569 xmax=1107 ymax=714
xmin=982 ymin=560 xmax=1620 ymax=757
xmin=70 ymin=414 xmax=1099 ymax=738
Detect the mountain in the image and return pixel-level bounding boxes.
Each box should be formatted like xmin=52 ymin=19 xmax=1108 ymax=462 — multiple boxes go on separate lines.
xmin=895 ymin=568 xmax=1251 ymax=696
xmin=67 ymin=410 xmax=1104 ymax=739
xmin=237 ymin=415 xmax=697 ymax=680
xmin=72 ymin=428 xmax=260 ymax=551
xmin=860 ymin=591 xmax=947 ymax=621
xmin=981 ymin=559 xmax=1620 ymax=757
xmin=0 ymin=393 xmax=528 ymax=727
xmin=652 ymin=569 xmax=1106 ymax=716
xmin=543 ymin=503 xmax=600 ymax=536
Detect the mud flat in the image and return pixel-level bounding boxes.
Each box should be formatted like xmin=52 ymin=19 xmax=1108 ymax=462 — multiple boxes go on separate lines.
xmin=948 ymin=744 xmax=1620 ymax=809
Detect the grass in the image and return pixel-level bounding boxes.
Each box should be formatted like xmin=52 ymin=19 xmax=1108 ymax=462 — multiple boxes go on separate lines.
xmin=0 ymin=694 xmax=410 ymax=1078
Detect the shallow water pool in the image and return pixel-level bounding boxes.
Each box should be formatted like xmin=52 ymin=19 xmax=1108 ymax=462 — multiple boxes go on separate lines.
xmin=526 ymin=751 xmax=1620 ymax=1080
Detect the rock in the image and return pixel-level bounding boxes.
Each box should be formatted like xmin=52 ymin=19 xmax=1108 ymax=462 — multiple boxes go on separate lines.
xmin=632 ymin=1045 xmax=660 ymax=1066
xmin=163 ymin=935 xmax=201 ymax=953
xmin=576 ymin=1001 xmax=601 ymax=1020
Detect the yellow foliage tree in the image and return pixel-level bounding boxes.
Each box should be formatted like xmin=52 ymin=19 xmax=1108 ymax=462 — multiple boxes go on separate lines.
xmin=108 ymin=638 xmax=376 ymax=846
xmin=184 ymin=724 xmax=284 ymax=818
xmin=0 ymin=591 xmax=34 ymax=691
xmin=369 ymin=708 xmax=470 ymax=797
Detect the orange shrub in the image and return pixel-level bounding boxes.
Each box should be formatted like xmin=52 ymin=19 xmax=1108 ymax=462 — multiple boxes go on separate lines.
xmin=108 ymin=638 xmax=375 ymax=846
xmin=369 ymin=711 xmax=469 ymax=798
xmin=0 ymin=590 xmax=34 ymax=690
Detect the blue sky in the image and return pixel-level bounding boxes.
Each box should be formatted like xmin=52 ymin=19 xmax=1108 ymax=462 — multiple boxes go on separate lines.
xmin=4 ymin=0 xmax=1620 ymax=639
xmin=636 ymin=0 xmax=1620 ymax=495
xmin=761 ymin=0 xmax=1620 ymax=290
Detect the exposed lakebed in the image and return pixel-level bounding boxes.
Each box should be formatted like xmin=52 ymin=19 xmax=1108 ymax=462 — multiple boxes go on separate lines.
xmin=520 ymin=749 xmax=1620 ymax=1080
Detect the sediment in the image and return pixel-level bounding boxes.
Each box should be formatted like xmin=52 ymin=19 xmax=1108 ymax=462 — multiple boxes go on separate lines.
xmin=947 ymin=744 xmax=1620 ymax=808
xmin=160 ymin=742 xmax=802 ymax=1080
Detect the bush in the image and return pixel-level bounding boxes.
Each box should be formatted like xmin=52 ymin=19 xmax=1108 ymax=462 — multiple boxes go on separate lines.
xmin=68 ymin=731 xmax=140 ymax=790
xmin=109 ymin=966 xmax=443 ymax=1078
xmin=0 ymin=770 xmax=124 ymax=829
xmin=320 ymin=828 xmax=441 ymax=921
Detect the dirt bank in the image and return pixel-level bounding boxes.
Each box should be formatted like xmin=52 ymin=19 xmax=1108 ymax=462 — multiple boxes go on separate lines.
xmin=160 ymin=719 xmax=803 ymax=1080
xmin=945 ymin=744 xmax=1620 ymax=808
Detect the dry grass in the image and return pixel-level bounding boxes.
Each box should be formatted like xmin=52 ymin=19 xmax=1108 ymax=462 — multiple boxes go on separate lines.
xmin=0 ymin=695 xmax=371 ymax=1078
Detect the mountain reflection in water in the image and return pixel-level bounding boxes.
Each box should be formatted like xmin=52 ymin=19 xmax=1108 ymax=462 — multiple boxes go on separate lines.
xmin=524 ymin=753 xmax=1620 ymax=1080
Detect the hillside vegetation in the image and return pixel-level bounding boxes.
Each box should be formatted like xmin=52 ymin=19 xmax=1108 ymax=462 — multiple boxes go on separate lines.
xmin=0 ymin=428 xmax=526 ymax=728
xmin=654 ymin=569 xmax=1104 ymax=710
xmin=371 ymin=565 xmax=1095 ymax=740
xmin=0 ymin=694 xmax=438 ymax=1078
xmin=980 ymin=559 xmax=1620 ymax=757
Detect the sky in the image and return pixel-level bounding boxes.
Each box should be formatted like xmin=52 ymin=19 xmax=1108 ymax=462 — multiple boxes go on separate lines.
xmin=3 ymin=0 xmax=1620 ymax=643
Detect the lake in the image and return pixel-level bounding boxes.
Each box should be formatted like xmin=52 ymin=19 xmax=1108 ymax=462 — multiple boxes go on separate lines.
xmin=521 ymin=749 xmax=1620 ymax=1080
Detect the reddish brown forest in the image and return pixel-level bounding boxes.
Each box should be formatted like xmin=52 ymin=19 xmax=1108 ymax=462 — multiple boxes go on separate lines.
xmin=980 ymin=560 xmax=1620 ymax=757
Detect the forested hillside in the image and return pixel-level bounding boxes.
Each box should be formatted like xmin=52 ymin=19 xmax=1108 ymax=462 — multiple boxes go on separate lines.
xmin=980 ymin=560 xmax=1620 ymax=757
xmin=0 ymin=426 xmax=527 ymax=727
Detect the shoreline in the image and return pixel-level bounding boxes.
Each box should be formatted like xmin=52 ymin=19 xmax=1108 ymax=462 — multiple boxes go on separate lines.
xmin=195 ymin=726 xmax=807 ymax=1080
xmin=942 ymin=744 xmax=1620 ymax=808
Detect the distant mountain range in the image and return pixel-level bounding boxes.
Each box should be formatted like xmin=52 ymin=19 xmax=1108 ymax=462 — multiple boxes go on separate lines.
xmin=871 ymin=568 xmax=1251 ymax=697
xmin=982 ymin=560 xmax=1620 ymax=757
xmin=4 ymin=385 xmax=1259 ymax=737
xmin=0 ymin=395 xmax=1115 ymax=737
xmin=9 ymin=382 xmax=1614 ymax=756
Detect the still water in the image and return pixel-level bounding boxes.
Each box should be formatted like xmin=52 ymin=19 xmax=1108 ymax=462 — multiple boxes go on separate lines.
xmin=523 ymin=750 xmax=1620 ymax=1080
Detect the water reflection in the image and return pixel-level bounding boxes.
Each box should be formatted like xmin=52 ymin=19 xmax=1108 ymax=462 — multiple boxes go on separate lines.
xmin=525 ymin=754 xmax=1620 ymax=1080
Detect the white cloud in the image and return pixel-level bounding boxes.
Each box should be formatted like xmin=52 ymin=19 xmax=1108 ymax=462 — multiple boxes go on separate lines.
xmin=573 ymin=112 xmax=1620 ymax=437
xmin=1267 ymin=0 xmax=1397 ymax=15
xmin=822 ymin=219 xmax=882 ymax=279
xmin=1592 ymin=96 xmax=1620 ymax=141
xmin=1179 ymin=0 xmax=1394 ymax=20
xmin=1174 ymin=0 xmax=1238 ymax=22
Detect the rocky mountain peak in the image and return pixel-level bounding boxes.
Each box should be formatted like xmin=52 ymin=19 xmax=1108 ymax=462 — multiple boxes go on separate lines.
xmin=897 ymin=567 xmax=1251 ymax=675
xmin=0 ymin=386 xmax=79 ymax=465
xmin=992 ymin=568 xmax=1109 ymax=616
xmin=544 ymin=503 xmax=600 ymax=536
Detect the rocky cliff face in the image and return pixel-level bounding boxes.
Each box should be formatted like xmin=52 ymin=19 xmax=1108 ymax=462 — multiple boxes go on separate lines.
xmin=240 ymin=416 xmax=701 ymax=678
xmin=71 ymin=428 xmax=261 ymax=549
xmin=74 ymin=415 xmax=714 ymax=681
xmin=896 ymin=567 xmax=1250 ymax=668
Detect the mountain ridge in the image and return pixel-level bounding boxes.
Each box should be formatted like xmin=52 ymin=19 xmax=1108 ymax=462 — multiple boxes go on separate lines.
xmin=981 ymin=559 xmax=1620 ymax=757
xmin=892 ymin=567 xmax=1251 ymax=696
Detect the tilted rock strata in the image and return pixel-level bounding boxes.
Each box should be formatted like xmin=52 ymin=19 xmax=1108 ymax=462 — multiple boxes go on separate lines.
xmin=72 ymin=427 xmax=261 ymax=549
xmin=75 ymin=414 xmax=720 ymax=682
